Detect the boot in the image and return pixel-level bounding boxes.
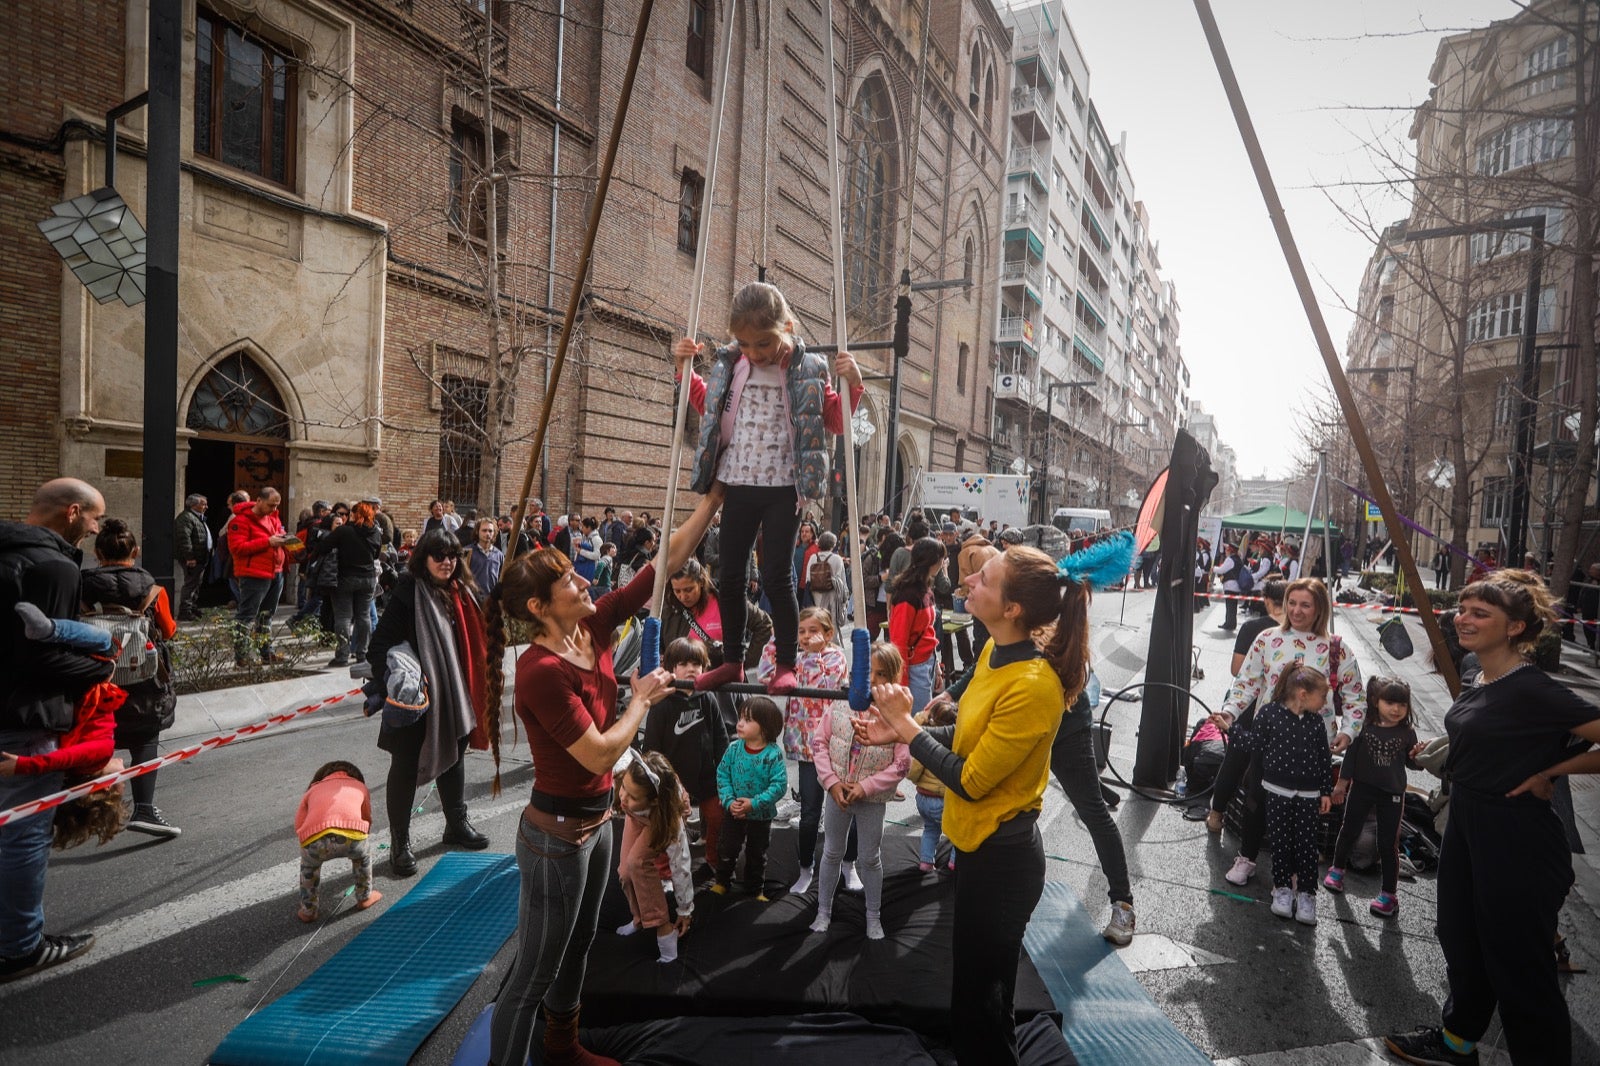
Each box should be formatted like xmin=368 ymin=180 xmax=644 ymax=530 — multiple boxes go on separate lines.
xmin=542 ymin=1005 xmax=619 ymax=1066
xmin=390 ymin=838 xmax=417 ymax=878
xmin=442 ymin=806 xmax=489 ymax=850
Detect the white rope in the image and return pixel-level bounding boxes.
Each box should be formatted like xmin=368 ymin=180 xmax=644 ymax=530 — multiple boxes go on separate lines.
xmin=820 ymin=0 xmax=869 ymax=634
xmin=652 ymin=0 xmax=743 ymax=620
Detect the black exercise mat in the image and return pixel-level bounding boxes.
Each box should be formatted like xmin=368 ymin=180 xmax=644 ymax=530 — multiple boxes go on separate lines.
xmin=585 ymin=822 xmax=1056 ymax=1040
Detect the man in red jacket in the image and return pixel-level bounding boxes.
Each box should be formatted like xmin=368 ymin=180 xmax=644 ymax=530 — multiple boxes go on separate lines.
xmin=229 ymin=487 xmax=294 ymax=667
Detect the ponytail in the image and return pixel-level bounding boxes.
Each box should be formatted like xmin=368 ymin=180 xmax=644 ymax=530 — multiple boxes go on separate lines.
xmin=1002 ymin=546 xmax=1089 ymax=702
xmin=484 ymin=593 xmax=508 ymax=796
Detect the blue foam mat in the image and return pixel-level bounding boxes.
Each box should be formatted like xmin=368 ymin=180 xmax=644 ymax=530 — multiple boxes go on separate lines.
xmin=211 ymin=852 xmax=520 ymax=1066
xmin=1022 ymin=880 xmax=1211 ymax=1066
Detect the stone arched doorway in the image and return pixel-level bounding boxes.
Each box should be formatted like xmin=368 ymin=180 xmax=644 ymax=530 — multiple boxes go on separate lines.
xmin=183 ymin=350 xmax=291 ymax=547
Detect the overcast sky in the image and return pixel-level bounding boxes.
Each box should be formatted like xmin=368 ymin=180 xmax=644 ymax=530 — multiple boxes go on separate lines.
xmin=1058 ymin=0 xmax=1519 ymax=478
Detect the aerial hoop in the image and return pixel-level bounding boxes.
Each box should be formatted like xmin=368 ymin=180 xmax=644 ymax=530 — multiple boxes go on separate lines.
xmin=642 ymin=0 xmax=743 ymax=673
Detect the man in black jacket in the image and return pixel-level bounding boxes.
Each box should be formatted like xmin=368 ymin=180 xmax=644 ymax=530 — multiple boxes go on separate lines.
xmin=0 ymin=478 xmax=112 ymax=982
xmin=173 ymin=493 xmax=211 ymax=622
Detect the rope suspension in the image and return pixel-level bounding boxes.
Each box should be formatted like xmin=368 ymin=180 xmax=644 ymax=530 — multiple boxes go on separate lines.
xmin=821 ymin=0 xmax=872 ymax=709
xmin=641 ymin=0 xmax=743 ymax=672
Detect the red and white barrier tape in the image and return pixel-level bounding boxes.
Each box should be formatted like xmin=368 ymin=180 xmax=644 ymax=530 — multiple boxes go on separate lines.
xmin=0 ymin=687 xmax=362 ymax=829
xmin=1195 ymin=589 xmax=1600 ymax=625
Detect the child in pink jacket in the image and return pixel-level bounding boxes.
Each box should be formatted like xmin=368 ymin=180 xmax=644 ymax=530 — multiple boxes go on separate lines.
xmin=808 ymin=642 xmax=911 ymax=940
xmin=295 ymin=761 xmax=382 ymax=921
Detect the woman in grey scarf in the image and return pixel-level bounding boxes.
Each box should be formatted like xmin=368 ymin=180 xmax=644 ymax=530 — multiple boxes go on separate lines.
xmin=367 ymin=527 xmax=492 ymax=877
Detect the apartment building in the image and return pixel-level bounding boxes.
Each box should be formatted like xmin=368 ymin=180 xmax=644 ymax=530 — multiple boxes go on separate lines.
xmin=990 ymin=0 xmax=1188 ymax=526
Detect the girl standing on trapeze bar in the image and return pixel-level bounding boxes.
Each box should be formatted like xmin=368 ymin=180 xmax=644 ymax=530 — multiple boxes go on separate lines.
xmin=672 ymin=281 xmax=863 ymax=696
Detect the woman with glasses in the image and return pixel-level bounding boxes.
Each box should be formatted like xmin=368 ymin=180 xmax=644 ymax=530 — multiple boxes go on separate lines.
xmin=367 ymin=527 xmax=493 ymax=877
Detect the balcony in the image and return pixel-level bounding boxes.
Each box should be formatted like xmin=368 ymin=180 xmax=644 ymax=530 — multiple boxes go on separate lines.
xmin=1000 ymin=258 xmax=1044 ymax=292
xmin=997 ymin=314 xmax=1037 ymax=350
xmin=1073 ymin=333 xmax=1104 ymax=372
xmin=1011 ymin=87 xmax=1049 ymax=124
xmin=1007 ymin=146 xmax=1047 ymax=189
xmin=995 ymin=368 xmax=1036 ymax=406
xmin=1003 ymin=200 xmax=1042 ymax=228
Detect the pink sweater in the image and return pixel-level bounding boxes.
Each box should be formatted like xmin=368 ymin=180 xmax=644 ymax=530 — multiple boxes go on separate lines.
xmin=295 ymin=772 xmax=372 ymax=845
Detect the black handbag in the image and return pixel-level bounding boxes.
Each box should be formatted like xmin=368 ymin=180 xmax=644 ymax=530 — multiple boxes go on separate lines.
xmin=1378 ymin=616 xmax=1414 ymax=659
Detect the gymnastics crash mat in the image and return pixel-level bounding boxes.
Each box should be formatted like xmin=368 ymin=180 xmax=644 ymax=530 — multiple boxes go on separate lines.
xmin=211 ymin=851 xmax=519 ymax=1066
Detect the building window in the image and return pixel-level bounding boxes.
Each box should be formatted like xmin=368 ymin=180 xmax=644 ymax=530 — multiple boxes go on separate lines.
xmin=955 ymin=439 xmax=967 ymax=470
xmin=185 ymin=351 xmax=290 ymax=437
xmin=439 ymin=374 xmax=488 ymax=515
xmin=678 ymin=169 xmax=705 ymax=255
xmin=963 ymin=236 xmax=975 ymax=297
xmin=1480 ymin=476 xmax=1511 ymax=527
xmin=969 ymin=44 xmax=981 ymax=110
xmin=846 ymin=76 xmax=898 ymax=321
xmin=957 ymin=342 xmax=969 ymax=393
xmin=1525 ymin=35 xmax=1571 ymax=88
xmin=1468 ymin=206 xmax=1564 ymax=264
xmin=983 ymin=64 xmax=996 ymax=127
xmin=686 ymin=0 xmax=709 ymax=77
xmin=1475 ymin=118 xmax=1572 ymax=176
xmin=449 ymin=111 xmax=509 ymax=245
xmin=1492 ymin=379 xmax=1516 ymax=440
xmin=194 ymin=8 xmax=297 ymax=188
xmin=1467 ymin=286 xmax=1556 ymax=343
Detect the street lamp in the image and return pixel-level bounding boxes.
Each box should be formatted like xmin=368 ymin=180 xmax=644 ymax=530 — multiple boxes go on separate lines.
xmin=1405 ymin=213 xmax=1550 ymax=563
xmin=1036 ymin=379 xmax=1096 ymax=521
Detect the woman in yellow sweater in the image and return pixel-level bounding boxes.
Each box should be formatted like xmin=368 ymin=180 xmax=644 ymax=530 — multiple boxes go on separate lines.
xmin=861 ymin=542 xmax=1100 ymax=1066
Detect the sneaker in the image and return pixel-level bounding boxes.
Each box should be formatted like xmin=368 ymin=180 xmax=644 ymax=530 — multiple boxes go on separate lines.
xmin=775 ymin=797 xmax=802 ymax=824
xmin=1102 ymin=901 xmax=1136 ymax=947
xmin=1295 ymin=891 xmax=1318 ymax=926
xmin=297 ymin=904 xmax=319 ymax=923
xmin=790 ymin=868 xmax=814 ymax=895
xmin=709 ymin=883 xmax=728 ymax=896
xmin=1270 ymin=886 xmax=1294 ymax=918
xmin=1205 ymin=809 xmax=1224 ymax=834
xmin=1322 ymin=867 xmax=1346 ymax=893
xmin=0 ymin=932 xmax=95 ymax=983
xmin=755 ymin=893 xmax=770 ymax=903
xmin=865 ymin=913 xmax=885 ymax=940
xmin=1224 ymin=856 xmax=1256 ymax=886
xmin=1370 ymin=892 xmax=1399 ymax=918
xmin=1383 ymin=1025 xmax=1480 ymax=1066
xmin=1398 ymin=854 xmax=1419 ymax=880
xmin=127 ymin=804 xmax=182 ymax=838
xmin=917 ymin=861 xmax=935 ymax=873
xmin=356 ymin=890 xmax=382 ymax=911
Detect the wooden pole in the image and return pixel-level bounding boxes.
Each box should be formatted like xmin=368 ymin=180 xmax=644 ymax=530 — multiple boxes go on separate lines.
xmin=507 ymin=0 xmax=659 ymax=562
xmin=1190 ymin=0 xmax=1460 ymax=695
xmin=651 ymin=0 xmax=742 ymax=619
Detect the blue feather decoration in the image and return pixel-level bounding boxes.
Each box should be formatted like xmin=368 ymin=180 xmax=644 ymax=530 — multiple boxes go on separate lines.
xmin=1057 ymin=530 xmax=1137 ymax=590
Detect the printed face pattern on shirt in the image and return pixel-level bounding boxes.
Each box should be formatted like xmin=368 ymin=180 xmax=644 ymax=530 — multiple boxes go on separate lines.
xmin=716 ymin=362 xmax=795 ymax=486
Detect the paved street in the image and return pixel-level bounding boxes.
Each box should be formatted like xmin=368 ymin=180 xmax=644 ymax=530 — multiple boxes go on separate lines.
xmin=2 ymin=592 xmax=1597 ymax=1064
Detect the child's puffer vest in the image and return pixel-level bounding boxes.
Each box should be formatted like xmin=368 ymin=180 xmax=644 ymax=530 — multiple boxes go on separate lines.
xmin=690 ymin=340 xmax=832 ymax=500
xmin=821 ymin=704 xmax=896 ymax=803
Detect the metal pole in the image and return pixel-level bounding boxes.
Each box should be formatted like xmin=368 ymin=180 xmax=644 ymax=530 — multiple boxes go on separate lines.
xmin=142 ymin=0 xmax=181 ymax=600
xmin=1191 ymin=0 xmax=1459 ymax=694
xmin=508 ymin=0 xmax=659 ymax=558
xmin=1507 ymin=220 xmax=1547 ymax=565
xmin=1321 ymin=447 xmax=1336 ymax=604
xmin=885 ymin=269 xmax=911 ymax=515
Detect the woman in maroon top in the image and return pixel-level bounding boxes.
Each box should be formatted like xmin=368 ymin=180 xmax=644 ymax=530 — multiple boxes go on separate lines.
xmin=482 ymin=488 xmax=722 ymax=1066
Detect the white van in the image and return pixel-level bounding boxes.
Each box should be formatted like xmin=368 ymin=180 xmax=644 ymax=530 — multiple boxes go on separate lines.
xmin=1051 ymin=507 xmax=1112 ymax=536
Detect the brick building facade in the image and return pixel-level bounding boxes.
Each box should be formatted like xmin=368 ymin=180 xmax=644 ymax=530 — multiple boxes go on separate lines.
xmin=1 ymin=0 xmax=1001 ymax=544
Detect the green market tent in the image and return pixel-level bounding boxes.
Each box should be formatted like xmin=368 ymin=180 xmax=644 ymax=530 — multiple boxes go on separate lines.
xmin=1218 ymin=504 xmax=1340 ymax=537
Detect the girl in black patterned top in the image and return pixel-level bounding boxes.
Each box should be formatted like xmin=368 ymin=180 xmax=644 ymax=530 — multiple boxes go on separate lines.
xmin=1322 ymin=676 xmax=1422 ymax=917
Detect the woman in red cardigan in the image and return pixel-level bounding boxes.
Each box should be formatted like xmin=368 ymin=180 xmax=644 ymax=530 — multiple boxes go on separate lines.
xmin=889 ymin=537 xmax=945 ymax=714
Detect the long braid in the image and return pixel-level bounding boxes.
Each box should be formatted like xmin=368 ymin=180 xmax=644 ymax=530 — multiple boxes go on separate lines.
xmin=485 ymin=593 xmax=508 ymax=796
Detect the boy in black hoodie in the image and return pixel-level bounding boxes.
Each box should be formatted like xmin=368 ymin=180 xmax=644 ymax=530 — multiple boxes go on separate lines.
xmin=643 ymin=638 xmax=731 ymax=875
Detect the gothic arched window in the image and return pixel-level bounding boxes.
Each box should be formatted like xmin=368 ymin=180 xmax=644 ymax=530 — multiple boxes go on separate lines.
xmin=846 ymin=75 xmax=898 ymax=323
xmin=186 ymin=351 xmax=290 ymax=438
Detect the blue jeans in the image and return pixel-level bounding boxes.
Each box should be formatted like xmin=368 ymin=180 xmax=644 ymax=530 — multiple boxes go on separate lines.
xmin=233 ymin=573 xmax=283 ymax=661
xmin=915 ymin=791 xmax=945 ymax=865
xmin=0 ymin=731 xmax=62 ymax=957
xmin=331 ymin=574 xmax=375 ymax=660
xmin=908 ymin=656 xmax=936 ymax=715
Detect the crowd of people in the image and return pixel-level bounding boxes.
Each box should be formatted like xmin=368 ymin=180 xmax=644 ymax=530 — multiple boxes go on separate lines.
xmin=2 ymin=280 xmax=1597 ymax=1066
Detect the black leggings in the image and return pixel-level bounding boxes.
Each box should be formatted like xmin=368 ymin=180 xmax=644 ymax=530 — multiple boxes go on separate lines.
xmin=952 ymin=821 xmax=1045 ymax=1066
xmin=1210 ymin=704 xmax=1267 ymax=860
xmin=123 ymin=738 xmax=159 ymax=808
xmin=1331 ymin=780 xmax=1404 ymax=893
xmin=385 ymin=731 xmax=470 ymax=843
xmin=716 ymin=484 xmax=800 ymax=667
